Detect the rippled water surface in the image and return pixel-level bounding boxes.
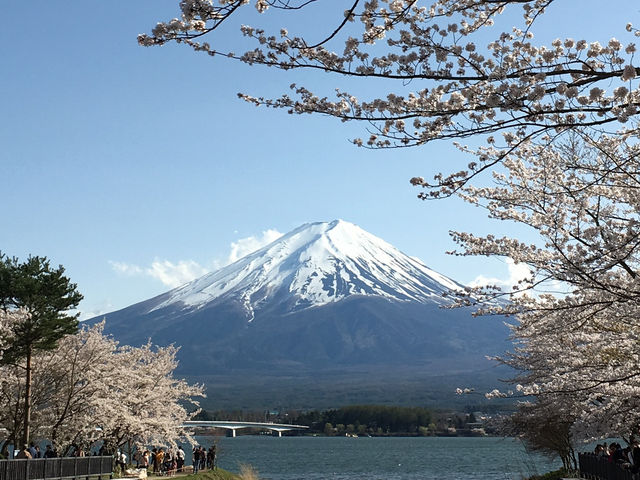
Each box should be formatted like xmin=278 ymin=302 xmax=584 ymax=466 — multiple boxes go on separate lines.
xmin=195 ymin=436 xmax=560 ymax=480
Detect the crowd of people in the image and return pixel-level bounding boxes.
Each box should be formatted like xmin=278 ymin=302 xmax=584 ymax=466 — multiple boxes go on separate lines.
xmin=15 ymin=443 xmax=59 ymax=459
xmin=128 ymin=444 xmax=216 ymax=476
xmin=593 ymin=442 xmax=640 ymax=474
xmin=191 ymin=445 xmax=217 ymax=474
xmin=130 ymin=446 xmax=182 ymax=476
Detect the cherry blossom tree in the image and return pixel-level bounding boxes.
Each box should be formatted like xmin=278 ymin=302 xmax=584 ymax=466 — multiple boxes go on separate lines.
xmin=448 ymin=130 xmax=640 ymax=442
xmin=140 ymin=0 xmax=640 ymax=194
xmin=94 ymin=339 xmax=204 ymax=453
xmin=36 ymin=323 xmax=122 ymax=453
xmin=0 ymin=323 xmax=204 ymax=455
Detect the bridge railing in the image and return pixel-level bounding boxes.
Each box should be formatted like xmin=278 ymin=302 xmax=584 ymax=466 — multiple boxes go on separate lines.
xmin=579 ymin=453 xmax=635 ymax=480
xmin=0 ymin=456 xmax=113 ymax=480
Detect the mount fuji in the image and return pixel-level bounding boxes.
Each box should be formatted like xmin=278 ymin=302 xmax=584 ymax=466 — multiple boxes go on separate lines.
xmin=90 ymin=220 xmax=510 ymax=408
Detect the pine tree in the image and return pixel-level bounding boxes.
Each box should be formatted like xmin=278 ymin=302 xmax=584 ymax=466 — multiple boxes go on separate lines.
xmin=0 ymin=253 xmax=83 ymax=446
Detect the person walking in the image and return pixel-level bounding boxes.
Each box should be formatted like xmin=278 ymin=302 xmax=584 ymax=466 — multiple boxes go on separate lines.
xmin=151 ymin=448 xmax=158 ymax=475
xmin=192 ymin=447 xmax=200 ymax=474
xmin=176 ymin=446 xmax=185 ymax=473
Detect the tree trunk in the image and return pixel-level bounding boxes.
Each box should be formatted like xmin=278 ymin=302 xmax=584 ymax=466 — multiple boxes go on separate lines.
xmin=22 ymin=347 xmax=32 ymax=447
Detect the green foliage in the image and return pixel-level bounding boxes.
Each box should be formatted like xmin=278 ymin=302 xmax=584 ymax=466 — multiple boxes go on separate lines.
xmin=0 ymin=253 xmax=82 ymax=363
xmin=297 ymin=405 xmax=433 ymax=434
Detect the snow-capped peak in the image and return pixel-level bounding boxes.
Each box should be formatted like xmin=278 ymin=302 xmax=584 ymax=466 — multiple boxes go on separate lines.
xmin=149 ymin=220 xmax=463 ymax=319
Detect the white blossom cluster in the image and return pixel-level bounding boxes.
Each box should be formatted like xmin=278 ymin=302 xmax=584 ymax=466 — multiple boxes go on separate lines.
xmin=0 ymin=322 xmax=204 ymax=453
xmin=455 ymin=387 xmax=474 ymax=395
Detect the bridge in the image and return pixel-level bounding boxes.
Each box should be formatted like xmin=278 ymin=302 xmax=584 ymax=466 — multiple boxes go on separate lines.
xmin=182 ymin=420 xmax=309 ymax=437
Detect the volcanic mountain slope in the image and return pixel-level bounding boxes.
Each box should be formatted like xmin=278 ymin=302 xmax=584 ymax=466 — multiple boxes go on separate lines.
xmin=90 ymin=220 xmax=510 ymax=405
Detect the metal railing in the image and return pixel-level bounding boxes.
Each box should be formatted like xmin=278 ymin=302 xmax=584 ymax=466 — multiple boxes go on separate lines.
xmin=579 ymin=453 xmax=636 ymax=480
xmin=0 ymin=456 xmax=113 ymax=480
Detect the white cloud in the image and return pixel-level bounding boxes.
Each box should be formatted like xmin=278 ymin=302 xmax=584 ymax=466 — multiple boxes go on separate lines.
xmin=227 ymin=229 xmax=283 ymax=264
xmin=108 ymin=227 xmax=284 ymax=289
xmin=109 ymin=261 xmax=144 ymax=276
xmin=468 ymin=257 xmax=531 ymax=290
xmin=110 ymin=259 xmax=207 ymax=288
xmin=146 ymin=260 xmax=209 ymax=288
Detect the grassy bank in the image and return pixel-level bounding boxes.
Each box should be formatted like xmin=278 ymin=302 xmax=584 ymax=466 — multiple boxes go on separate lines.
xmin=178 ymin=469 xmax=240 ymax=480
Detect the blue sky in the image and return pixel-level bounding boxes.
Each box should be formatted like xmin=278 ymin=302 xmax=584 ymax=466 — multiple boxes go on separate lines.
xmin=2 ymin=1 xmax=634 ymax=319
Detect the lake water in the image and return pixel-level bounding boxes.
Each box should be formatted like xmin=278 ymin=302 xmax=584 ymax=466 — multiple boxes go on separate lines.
xmin=194 ymin=436 xmax=561 ymax=480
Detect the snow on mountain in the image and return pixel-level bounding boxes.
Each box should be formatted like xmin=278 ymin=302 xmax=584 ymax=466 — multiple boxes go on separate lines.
xmin=149 ymin=220 xmax=463 ymax=320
